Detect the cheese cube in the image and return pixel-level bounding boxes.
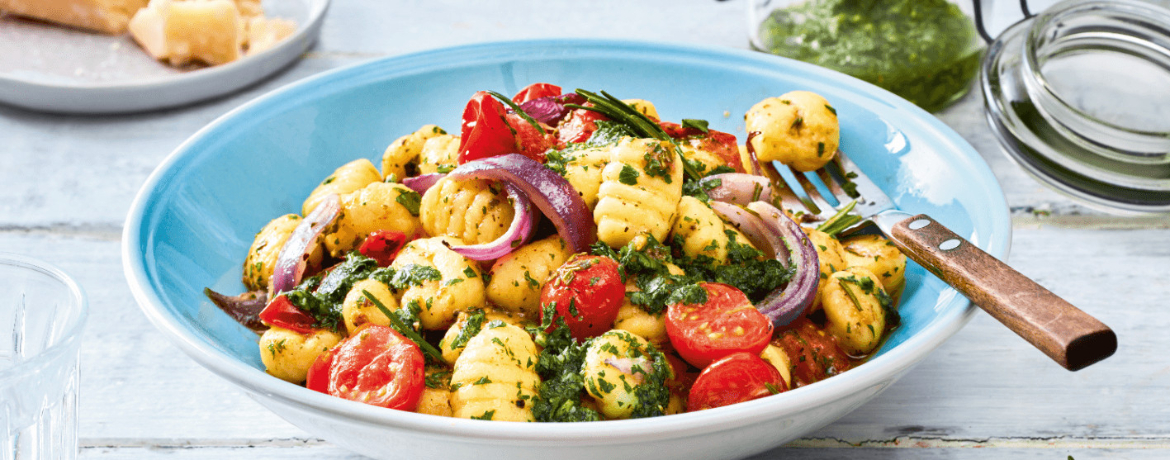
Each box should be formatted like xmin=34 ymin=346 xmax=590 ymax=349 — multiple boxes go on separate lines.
xmin=245 ymin=15 xmax=296 ymax=55
xmin=0 ymin=0 xmax=148 ymax=34
xmin=128 ymin=0 xmax=241 ymax=66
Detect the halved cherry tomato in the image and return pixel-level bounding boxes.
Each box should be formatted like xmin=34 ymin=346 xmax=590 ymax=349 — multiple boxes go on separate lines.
xmin=687 ymin=352 xmax=785 ymax=412
xmin=774 ymin=318 xmax=852 ymax=388
xmin=506 ymin=113 xmax=556 ymax=163
xmin=539 ymin=255 xmax=625 ymax=341
xmin=357 ymin=230 xmax=407 ymax=267
xmin=512 ymin=83 xmax=562 ymax=104
xmin=557 ymin=106 xmax=608 ymax=145
xmin=665 ymin=283 xmax=773 ymax=368
xmin=659 ymin=121 xmax=744 ymax=173
xmin=458 ymin=91 xmax=516 ymax=164
xmin=327 ymin=325 xmax=425 ymax=411
xmin=258 ymin=294 xmax=317 ymax=334
xmin=305 ymin=346 xmax=336 ymax=393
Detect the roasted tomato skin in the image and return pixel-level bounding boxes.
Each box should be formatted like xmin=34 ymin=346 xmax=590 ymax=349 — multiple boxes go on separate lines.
xmin=774 ymin=318 xmax=852 ymax=388
xmin=665 ymin=283 xmax=774 ymax=368
xmin=305 ymin=346 xmax=336 ymax=393
xmin=458 ymin=91 xmax=517 ymax=164
xmin=258 ymin=294 xmax=317 ymax=334
xmin=357 ymin=230 xmax=407 ymax=267
xmin=326 ymin=325 xmax=426 ymax=411
xmin=659 ymin=121 xmax=744 ymax=173
xmin=512 ymin=83 xmax=562 ymax=104
xmin=507 ymin=113 xmax=556 ymax=163
xmin=687 ymin=352 xmax=786 ymax=412
xmin=557 ymin=106 xmax=608 ymax=145
xmin=539 ymin=255 xmax=625 ymax=341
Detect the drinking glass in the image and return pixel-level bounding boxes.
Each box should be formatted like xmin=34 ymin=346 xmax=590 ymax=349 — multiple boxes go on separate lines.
xmin=0 ymin=254 xmax=87 ymax=460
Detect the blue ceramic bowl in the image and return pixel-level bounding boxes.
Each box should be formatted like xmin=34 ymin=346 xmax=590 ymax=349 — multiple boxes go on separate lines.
xmin=123 ymin=39 xmax=1010 ymax=460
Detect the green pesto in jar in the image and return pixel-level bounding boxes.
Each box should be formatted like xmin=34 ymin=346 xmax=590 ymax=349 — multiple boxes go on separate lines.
xmin=756 ymin=0 xmax=982 ymax=111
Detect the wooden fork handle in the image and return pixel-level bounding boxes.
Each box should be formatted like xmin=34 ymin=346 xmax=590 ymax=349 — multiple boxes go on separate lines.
xmin=888 ymin=214 xmax=1116 ymax=371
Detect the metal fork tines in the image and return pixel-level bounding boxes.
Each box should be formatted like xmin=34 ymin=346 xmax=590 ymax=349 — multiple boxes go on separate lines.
xmin=766 ymin=150 xmax=894 ymax=230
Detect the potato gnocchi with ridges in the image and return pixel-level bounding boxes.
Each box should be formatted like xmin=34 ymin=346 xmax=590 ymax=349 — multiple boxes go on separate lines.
xmin=594 ymin=138 xmax=684 ymax=248
xmin=420 ymin=177 xmax=514 ymax=246
xmin=450 ymin=322 xmax=540 ymax=422
xmin=485 ymin=235 xmax=573 ymax=318
xmin=391 ymin=237 xmax=485 ymax=331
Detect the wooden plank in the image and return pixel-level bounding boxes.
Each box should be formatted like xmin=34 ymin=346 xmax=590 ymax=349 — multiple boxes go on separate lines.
xmin=76 ymin=444 xmax=1170 ymax=460
xmin=0 ymin=225 xmax=1163 ymax=445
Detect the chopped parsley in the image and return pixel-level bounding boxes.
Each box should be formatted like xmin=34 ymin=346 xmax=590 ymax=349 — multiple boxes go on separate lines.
xmin=619 ymin=164 xmax=640 ymax=185
xmin=449 ymin=309 xmax=487 ymax=350
xmin=425 ymin=369 xmax=451 ymax=389
xmin=588 ymin=120 xmax=638 ymax=147
xmin=529 ymin=306 xmax=601 ymax=423
xmin=395 ymin=189 xmax=422 ymax=216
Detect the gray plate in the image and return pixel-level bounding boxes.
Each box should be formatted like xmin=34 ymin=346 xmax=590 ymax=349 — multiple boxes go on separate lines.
xmin=0 ymin=0 xmax=328 ymax=114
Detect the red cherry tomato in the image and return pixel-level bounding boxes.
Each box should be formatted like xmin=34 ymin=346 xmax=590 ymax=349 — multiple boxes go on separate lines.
xmin=357 ymin=230 xmax=407 ymax=267
xmin=774 ymin=318 xmax=852 ymax=388
xmin=327 ymin=325 xmax=426 ymax=411
xmin=506 ymin=113 xmax=556 ymax=163
xmin=659 ymin=121 xmax=744 ymax=173
xmin=665 ymin=283 xmax=773 ymax=368
xmin=687 ymin=352 xmax=785 ymax=412
xmin=557 ymin=106 xmax=608 ymax=145
xmin=258 ymin=294 xmax=317 ymax=334
xmin=512 ymin=83 xmax=562 ymax=104
xmin=539 ymin=255 xmax=625 ymax=341
xmin=305 ymin=346 xmax=336 ymax=393
xmin=458 ymin=91 xmax=517 ymax=164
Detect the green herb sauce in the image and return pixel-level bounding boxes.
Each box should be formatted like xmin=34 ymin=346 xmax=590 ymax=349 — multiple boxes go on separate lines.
xmin=756 ymin=0 xmax=982 ymax=111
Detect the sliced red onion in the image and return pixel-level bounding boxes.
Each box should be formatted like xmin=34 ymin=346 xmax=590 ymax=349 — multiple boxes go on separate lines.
xmin=445 ymin=184 xmax=538 ymax=260
xmin=449 ymin=154 xmax=597 ymax=253
xmin=402 ymin=173 xmax=446 ymax=194
xmin=204 ymin=288 xmax=268 ymax=333
xmin=745 ymin=131 xmax=764 ymax=177
xmin=702 ymin=173 xmax=773 ymax=206
xmin=517 ymin=93 xmax=585 ymax=125
xmin=744 ymin=201 xmax=819 ymax=327
xmin=270 ymin=193 xmax=340 ymax=296
xmin=709 ymin=201 xmax=788 ymax=262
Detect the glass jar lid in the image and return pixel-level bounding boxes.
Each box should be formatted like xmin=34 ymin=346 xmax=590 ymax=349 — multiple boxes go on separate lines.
xmin=981 ymin=0 xmax=1170 ymax=213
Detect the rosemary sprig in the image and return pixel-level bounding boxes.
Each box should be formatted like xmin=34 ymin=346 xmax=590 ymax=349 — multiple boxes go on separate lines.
xmin=486 ymin=90 xmax=545 ymax=135
xmin=362 ymin=289 xmax=442 ymax=360
xmin=567 ymin=89 xmax=703 ymax=181
xmin=815 ymin=199 xmax=863 ymax=237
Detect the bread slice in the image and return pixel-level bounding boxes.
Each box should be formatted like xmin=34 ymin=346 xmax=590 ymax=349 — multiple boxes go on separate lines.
xmin=0 ymin=0 xmax=149 ymax=34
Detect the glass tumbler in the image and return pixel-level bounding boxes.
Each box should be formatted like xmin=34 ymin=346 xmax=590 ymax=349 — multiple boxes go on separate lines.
xmin=748 ymin=0 xmax=986 ymax=112
xmin=0 ymin=254 xmax=87 ymax=460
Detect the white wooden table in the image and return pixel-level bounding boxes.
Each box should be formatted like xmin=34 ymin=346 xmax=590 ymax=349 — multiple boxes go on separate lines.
xmin=3 ymin=1 xmax=1168 ymax=459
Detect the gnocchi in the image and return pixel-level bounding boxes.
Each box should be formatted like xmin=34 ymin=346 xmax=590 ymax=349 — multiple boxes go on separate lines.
xmin=449 ymin=322 xmax=540 ymax=421
xmin=594 ymin=138 xmax=684 ymax=248
xmin=228 ymin=83 xmax=910 ymax=422
xmin=392 ymin=237 xmax=486 ymax=331
xmin=745 ymin=91 xmax=840 ymax=172
xmin=420 ymin=177 xmax=514 ymax=246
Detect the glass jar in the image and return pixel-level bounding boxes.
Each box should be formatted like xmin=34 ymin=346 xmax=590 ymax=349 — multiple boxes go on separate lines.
xmin=747 ymin=0 xmax=985 ymax=112
xmin=982 ymin=0 xmax=1170 ymax=213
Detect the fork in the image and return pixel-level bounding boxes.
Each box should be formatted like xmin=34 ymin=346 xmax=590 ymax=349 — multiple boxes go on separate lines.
xmin=764 ymin=151 xmax=1117 ymax=371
